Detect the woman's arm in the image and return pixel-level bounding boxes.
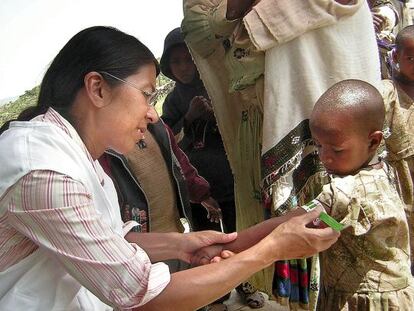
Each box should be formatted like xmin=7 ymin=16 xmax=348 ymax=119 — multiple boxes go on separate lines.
xmin=136 ymin=208 xmax=339 ymax=310
xmin=190 ymin=207 xmax=307 ymax=265
xmin=125 ymin=230 xmax=236 ymax=263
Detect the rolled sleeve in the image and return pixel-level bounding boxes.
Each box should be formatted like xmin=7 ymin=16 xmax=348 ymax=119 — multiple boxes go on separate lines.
xmin=182 ymin=0 xmax=238 ymax=58
xmin=138 ymin=261 xmax=171 ymax=306
xmin=244 ymin=0 xmax=364 ymax=50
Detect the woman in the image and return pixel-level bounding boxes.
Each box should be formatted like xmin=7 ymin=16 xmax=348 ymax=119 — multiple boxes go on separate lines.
xmin=0 ymin=26 xmax=339 ymax=310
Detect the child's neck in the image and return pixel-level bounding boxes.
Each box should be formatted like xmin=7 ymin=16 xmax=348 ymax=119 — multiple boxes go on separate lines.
xmin=394 ymin=74 xmax=414 ymax=100
xmin=335 ymin=154 xmax=380 ymax=177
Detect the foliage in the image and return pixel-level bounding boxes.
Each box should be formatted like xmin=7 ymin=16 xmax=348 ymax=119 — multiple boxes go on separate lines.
xmin=0 ymin=86 xmax=39 ymax=127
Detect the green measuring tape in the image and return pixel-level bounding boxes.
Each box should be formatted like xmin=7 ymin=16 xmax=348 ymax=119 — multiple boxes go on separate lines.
xmin=302 ymin=200 xmax=347 ymax=232
xmin=319 ymin=212 xmax=347 ymax=232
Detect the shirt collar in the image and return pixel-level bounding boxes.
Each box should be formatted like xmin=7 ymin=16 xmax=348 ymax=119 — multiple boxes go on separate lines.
xmin=36 ymin=108 xmax=105 ymax=185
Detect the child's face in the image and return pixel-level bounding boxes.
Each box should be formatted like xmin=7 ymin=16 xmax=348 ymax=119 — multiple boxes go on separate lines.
xmin=169 ymin=45 xmax=197 ymax=84
xmin=394 ymin=38 xmax=414 ymax=82
xmin=310 ymin=112 xmax=374 ymax=176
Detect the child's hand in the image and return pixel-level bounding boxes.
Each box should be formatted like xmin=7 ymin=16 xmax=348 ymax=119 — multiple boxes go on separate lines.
xmin=185 ymin=96 xmax=213 ymax=123
xmin=210 ymin=250 xmax=236 ymax=263
xmin=201 ymin=197 xmax=222 ymax=223
xmin=190 ymin=244 xmax=225 ymax=266
xmin=372 ymin=12 xmax=386 ymax=32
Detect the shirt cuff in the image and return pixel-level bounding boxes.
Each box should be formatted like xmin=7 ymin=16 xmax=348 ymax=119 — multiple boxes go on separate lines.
xmin=123 ymin=220 xmax=141 ymax=236
xmin=138 ymin=261 xmax=171 ymax=306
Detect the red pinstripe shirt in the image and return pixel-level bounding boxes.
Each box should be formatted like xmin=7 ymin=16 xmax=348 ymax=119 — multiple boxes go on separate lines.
xmin=0 ymin=109 xmax=170 ymax=308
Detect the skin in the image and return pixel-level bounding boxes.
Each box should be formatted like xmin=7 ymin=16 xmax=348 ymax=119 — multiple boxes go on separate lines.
xmin=68 ymin=63 xmax=339 ymax=310
xmin=309 ymin=110 xmax=382 ymax=176
xmin=71 ymin=64 xmax=157 ymax=159
xmin=68 ymin=64 xmax=235 ymax=264
xmin=201 ymin=196 xmax=223 ymax=223
xmin=168 ymin=45 xmax=214 ymax=123
xmin=146 ymin=107 xmax=222 ymax=222
xmin=195 ymin=80 xmax=383 ymax=271
xmin=185 ymin=96 xmax=214 ymax=124
xmin=393 ymin=38 xmax=414 ymax=100
xmin=191 ymin=206 xmax=340 ymax=266
xmin=169 ymin=45 xmax=197 ymax=85
xmin=138 ymin=208 xmax=339 ymax=311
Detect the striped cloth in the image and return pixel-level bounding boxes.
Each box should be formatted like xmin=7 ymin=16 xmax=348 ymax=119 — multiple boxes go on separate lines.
xmin=0 ymin=108 xmax=170 ymax=308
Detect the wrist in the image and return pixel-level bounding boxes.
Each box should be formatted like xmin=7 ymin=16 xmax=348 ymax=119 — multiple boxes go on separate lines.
xmin=246 ymin=239 xmax=277 ymax=268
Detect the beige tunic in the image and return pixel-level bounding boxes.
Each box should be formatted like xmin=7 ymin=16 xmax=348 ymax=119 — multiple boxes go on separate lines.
xmin=381 ymin=79 xmax=414 ymax=267
xmin=316 ymin=165 xmax=414 ymax=310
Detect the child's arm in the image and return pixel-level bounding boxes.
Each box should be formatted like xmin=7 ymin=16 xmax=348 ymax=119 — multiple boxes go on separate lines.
xmin=223 ymin=207 xmax=306 ymax=253
xmin=191 ymin=206 xmax=326 ymax=265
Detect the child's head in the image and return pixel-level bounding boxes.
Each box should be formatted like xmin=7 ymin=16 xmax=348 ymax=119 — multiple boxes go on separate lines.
xmin=393 ymin=25 xmax=414 ymax=82
xmin=160 ymin=27 xmax=197 ymax=84
xmin=310 ymin=79 xmax=384 ymax=176
xmin=168 ymin=44 xmax=197 ymax=84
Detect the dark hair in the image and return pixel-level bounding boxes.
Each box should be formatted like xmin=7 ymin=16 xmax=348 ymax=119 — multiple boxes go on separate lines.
xmin=0 ymin=26 xmax=159 ymax=134
xmin=160 ymin=27 xmax=186 ymax=80
xmin=396 ymin=25 xmax=414 ymax=52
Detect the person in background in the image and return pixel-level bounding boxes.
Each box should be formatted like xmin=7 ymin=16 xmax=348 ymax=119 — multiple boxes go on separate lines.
xmin=160 ymin=28 xmax=229 ymax=235
xmin=381 ymin=25 xmax=414 ymax=273
xmin=0 ymin=26 xmax=340 ymax=311
xmin=369 ymin=0 xmax=399 ymax=78
xmin=160 ymin=27 xmax=264 ymax=310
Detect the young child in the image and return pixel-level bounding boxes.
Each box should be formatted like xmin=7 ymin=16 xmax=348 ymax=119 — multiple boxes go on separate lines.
xmin=197 ymin=79 xmax=414 ymax=309
xmin=381 ymin=24 xmax=414 ymax=273
xmin=309 ymin=79 xmax=414 ymax=310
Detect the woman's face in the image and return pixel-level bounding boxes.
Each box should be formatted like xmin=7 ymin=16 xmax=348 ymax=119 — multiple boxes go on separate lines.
xmin=99 ymin=63 xmax=157 ymax=154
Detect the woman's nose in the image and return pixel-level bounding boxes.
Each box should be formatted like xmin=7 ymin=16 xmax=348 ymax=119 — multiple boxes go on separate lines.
xmin=146 ymin=106 xmax=159 ymax=124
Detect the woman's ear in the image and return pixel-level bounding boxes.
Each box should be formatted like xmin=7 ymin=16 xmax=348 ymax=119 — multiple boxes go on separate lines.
xmin=368 ymin=130 xmax=383 ymax=152
xmin=84 ymin=72 xmax=110 ymax=108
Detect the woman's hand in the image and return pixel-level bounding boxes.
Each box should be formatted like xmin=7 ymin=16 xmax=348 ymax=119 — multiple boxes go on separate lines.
xmin=263 ymin=208 xmax=340 ymax=260
xmin=180 ymin=231 xmax=237 ymax=264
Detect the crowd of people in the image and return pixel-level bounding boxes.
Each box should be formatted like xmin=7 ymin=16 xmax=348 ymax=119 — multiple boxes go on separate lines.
xmin=0 ymin=1 xmax=413 ymax=311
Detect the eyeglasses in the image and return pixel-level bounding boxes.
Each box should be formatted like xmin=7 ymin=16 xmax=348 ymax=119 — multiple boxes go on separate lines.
xmin=99 ymin=71 xmax=158 ymax=106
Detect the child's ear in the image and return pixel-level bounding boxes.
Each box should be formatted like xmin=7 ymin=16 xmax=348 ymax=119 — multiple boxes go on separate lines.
xmin=392 ymin=49 xmax=399 ymax=66
xmin=368 ymin=130 xmax=383 ymax=152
